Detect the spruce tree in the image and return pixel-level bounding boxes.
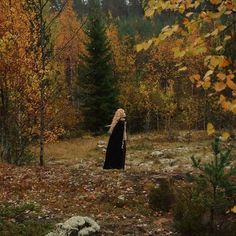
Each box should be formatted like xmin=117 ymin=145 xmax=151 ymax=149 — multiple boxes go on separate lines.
xmin=79 ymin=0 xmax=118 ymax=133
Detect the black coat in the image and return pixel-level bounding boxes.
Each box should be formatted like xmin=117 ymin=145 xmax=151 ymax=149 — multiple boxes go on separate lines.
xmin=103 ymin=120 xmax=126 ymax=169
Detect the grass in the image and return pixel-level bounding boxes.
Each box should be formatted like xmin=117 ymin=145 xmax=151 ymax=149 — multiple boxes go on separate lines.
xmin=31 ymin=135 xmax=108 ymax=164
xmin=0 ymin=202 xmax=53 ymax=236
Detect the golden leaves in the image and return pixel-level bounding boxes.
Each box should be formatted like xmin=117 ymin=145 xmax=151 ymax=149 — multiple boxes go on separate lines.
xmin=136 ymin=40 xmax=153 ymax=52
xmin=207 ymin=123 xmax=215 ymax=135
xmin=231 ymin=205 xmax=236 ymax=214
xmin=204 ymin=70 xmax=213 ymax=78
xmin=214 ymin=82 xmax=226 ymax=92
xmin=172 ymin=47 xmax=186 ymax=58
xmin=145 ymin=8 xmax=155 ymax=17
xmin=205 ymin=56 xmax=231 ymax=70
xmin=226 ymin=78 xmax=236 ymax=91
xmin=202 ymin=78 xmax=211 ymax=90
xmin=189 ymin=74 xmax=200 ymax=83
xmin=210 ymin=0 xmax=222 ymax=5
xmin=221 ymin=132 xmax=230 ymax=141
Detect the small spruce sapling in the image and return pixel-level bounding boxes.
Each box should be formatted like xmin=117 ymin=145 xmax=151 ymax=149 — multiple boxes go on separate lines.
xmin=189 ymin=137 xmax=236 ymax=233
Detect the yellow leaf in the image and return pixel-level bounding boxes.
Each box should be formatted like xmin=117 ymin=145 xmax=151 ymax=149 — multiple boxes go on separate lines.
xmin=224 ymin=35 xmax=232 ymax=41
xmin=230 ymin=103 xmax=236 ymax=113
xmin=204 ymin=70 xmax=213 ymax=78
xmin=217 ymin=72 xmax=226 ymax=81
xmin=227 ymin=78 xmax=236 ymax=91
xmin=210 ymin=0 xmax=222 ymax=5
xmin=202 ymin=80 xmax=211 ymax=90
xmin=219 ymin=94 xmax=226 ymax=103
xmin=231 ymin=205 xmax=236 ymax=213
xmin=216 ymin=46 xmax=223 ymax=51
xmin=189 ymin=74 xmax=200 ymax=83
xmin=209 ymin=56 xmax=221 ymax=68
xmin=186 ymin=12 xmax=193 ymax=17
xmin=136 ymin=43 xmax=144 ymax=52
xmin=211 ymin=28 xmax=219 ymax=36
xmin=221 ymin=132 xmax=230 ymax=141
xmin=143 ymin=40 xmax=153 ymax=50
xmin=219 ymin=95 xmax=230 ymax=110
xmin=214 ymin=82 xmax=226 ymax=92
xmin=172 ymin=47 xmax=186 ymax=58
xmin=145 ymin=8 xmax=155 ymax=17
xmin=178 ymin=66 xmax=187 ymax=71
xmin=162 ymin=25 xmax=170 ymax=32
xmin=204 ymin=33 xmax=211 ymax=38
xmin=207 ymin=123 xmax=215 ymax=136
xmin=179 ymin=4 xmax=185 ymax=14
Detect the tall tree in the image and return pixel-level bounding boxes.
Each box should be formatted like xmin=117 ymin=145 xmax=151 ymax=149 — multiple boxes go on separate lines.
xmin=78 ymin=0 xmax=118 ymax=133
xmin=102 ymin=0 xmax=128 ymax=17
xmin=128 ymin=0 xmax=144 ymax=16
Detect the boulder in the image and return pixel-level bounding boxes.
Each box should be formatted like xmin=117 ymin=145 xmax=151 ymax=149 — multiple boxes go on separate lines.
xmin=97 ymin=141 xmax=106 ymax=148
xmin=46 ymin=216 xmax=100 ymax=236
xmin=151 ymin=150 xmax=174 ymax=159
xmin=151 ymin=151 xmax=164 ymax=158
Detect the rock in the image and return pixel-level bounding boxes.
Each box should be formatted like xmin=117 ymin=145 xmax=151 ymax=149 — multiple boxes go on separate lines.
xmin=151 ymin=151 xmax=164 ymax=158
xmin=116 ymin=195 xmax=126 ymax=208
xmin=97 ymin=141 xmax=106 ymax=149
xmin=151 ymin=150 xmax=173 ymax=159
xmin=46 ymin=216 xmax=100 ymax=236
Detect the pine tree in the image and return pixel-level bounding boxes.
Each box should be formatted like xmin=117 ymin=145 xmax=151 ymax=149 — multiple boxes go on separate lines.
xmin=78 ymin=0 xmax=118 ymax=133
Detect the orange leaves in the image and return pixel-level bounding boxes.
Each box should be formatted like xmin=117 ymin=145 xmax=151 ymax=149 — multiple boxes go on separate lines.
xmin=205 ymin=56 xmax=231 ymax=70
xmin=226 ymin=77 xmax=236 ymax=91
xmin=210 ymin=0 xmax=222 ymax=5
xmin=189 ymin=74 xmax=200 ymax=83
xmin=214 ymin=82 xmax=226 ymax=92
xmin=217 ymin=72 xmax=226 ymax=81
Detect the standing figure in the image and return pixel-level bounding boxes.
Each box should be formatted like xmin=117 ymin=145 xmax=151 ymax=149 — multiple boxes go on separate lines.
xmin=103 ymin=108 xmax=127 ymax=169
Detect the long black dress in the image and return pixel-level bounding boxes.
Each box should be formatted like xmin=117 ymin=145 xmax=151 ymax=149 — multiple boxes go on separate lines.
xmin=103 ymin=120 xmax=126 ymax=169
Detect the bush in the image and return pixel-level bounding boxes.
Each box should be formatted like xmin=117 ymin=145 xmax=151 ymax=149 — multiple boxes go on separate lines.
xmin=173 ymin=137 xmax=236 ymax=236
xmin=148 ymin=179 xmax=175 ymax=212
xmin=173 ymin=184 xmax=210 ymax=236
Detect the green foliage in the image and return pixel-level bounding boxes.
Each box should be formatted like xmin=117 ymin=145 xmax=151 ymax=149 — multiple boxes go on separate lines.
xmin=148 ymin=179 xmax=174 ymax=212
xmin=173 ymin=184 xmax=209 ymax=236
xmin=78 ymin=2 xmax=118 ymax=133
xmin=174 ymin=138 xmax=236 ymax=235
xmin=0 ymin=202 xmax=53 ymax=236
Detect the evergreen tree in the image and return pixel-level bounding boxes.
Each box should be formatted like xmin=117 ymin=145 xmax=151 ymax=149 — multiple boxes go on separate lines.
xmin=102 ymin=0 xmax=128 ymax=17
xmin=78 ymin=0 xmax=118 ymax=133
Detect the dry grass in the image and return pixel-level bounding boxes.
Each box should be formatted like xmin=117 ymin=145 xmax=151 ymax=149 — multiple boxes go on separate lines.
xmin=31 ymin=135 xmax=108 ymax=164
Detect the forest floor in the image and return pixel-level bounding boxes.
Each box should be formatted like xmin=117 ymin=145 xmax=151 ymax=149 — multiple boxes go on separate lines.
xmin=0 ymin=131 xmax=234 ymax=235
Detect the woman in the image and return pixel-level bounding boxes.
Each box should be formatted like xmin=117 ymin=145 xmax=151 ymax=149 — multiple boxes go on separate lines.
xmin=103 ymin=108 xmax=127 ymax=169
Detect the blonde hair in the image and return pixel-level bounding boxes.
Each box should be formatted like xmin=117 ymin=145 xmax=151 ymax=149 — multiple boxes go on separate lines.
xmin=108 ymin=108 xmax=127 ymax=141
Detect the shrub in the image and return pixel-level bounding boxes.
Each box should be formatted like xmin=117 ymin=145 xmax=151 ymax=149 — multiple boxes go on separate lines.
xmin=148 ymin=179 xmax=175 ymax=212
xmin=173 ymin=184 xmax=210 ymax=236
xmin=174 ymin=137 xmax=236 ymax=236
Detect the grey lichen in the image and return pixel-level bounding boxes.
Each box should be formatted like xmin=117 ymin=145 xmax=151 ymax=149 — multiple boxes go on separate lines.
xmin=46 ymin=216 xmax=100 ymax=236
